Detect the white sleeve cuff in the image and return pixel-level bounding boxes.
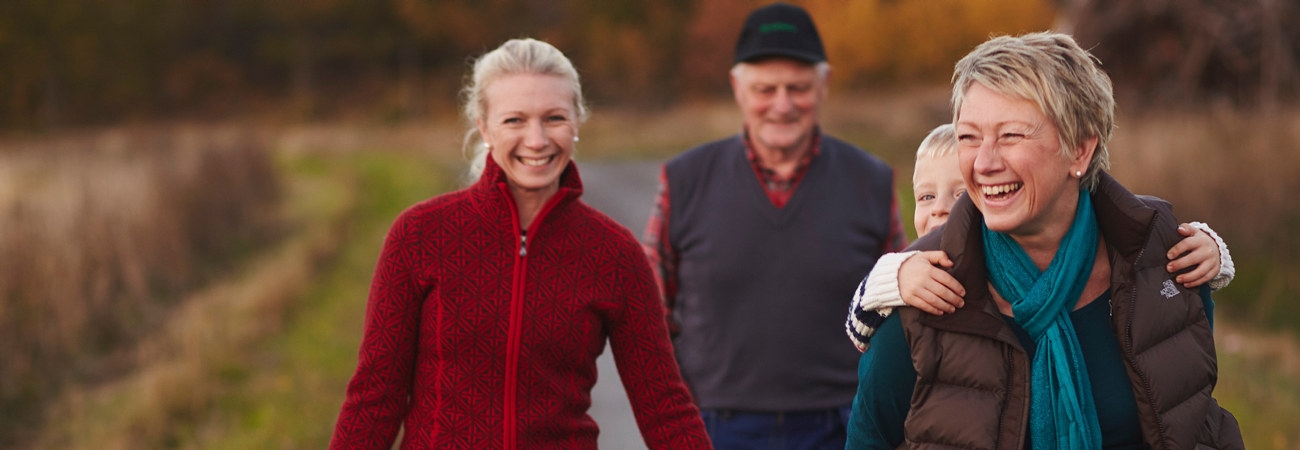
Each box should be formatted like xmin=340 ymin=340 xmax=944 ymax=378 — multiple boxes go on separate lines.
xmin=1188 ymin=221 xmax=1235 ymax=291
xmin=846 ymin=251 xmax=917 ymax=351
xmin=857 ymin=251 xmax=914 ymax=311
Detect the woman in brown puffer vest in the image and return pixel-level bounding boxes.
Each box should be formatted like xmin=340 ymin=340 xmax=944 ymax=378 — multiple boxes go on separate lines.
xmin=844 ymin=32 xmax=1243 ymax=450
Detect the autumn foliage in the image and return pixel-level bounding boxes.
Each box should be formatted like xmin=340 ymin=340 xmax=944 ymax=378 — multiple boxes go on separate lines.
xmin=806 ymin=0 xmax=1055 ymax=87
xmin=0 ymin=0 xmax=1057 ymax=129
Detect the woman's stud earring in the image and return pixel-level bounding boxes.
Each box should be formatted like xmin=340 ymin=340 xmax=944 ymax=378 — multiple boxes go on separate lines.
xmin=573 ymin=136 xmax=580 ymax=142
xmin=1075 ymin=170 xmax=1083 ymax=177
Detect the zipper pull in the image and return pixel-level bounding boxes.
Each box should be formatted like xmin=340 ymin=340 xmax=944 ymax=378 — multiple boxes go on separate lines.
xmin=519 ymin=232 xmax=528 ymax=257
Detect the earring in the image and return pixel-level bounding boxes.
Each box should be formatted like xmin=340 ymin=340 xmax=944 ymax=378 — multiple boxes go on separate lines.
xmin=573 ymin=136 xmax=580 ymax=142
xmin=1074 ymin=170 xmax=1082 ymax=177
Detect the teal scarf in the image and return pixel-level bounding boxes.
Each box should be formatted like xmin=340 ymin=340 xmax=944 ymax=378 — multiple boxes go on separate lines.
xmin=982 ymin=188 xmax=1103 ymax=449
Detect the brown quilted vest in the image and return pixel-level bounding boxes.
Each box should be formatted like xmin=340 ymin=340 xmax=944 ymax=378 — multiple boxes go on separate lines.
xmin=897 ymin=173 xmax=1243 ymax=450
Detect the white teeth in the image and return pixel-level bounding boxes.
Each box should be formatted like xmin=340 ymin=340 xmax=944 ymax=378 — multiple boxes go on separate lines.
xmin=520 ymin=156 xmax=552 ymax=167
xmin=981 ymin=183 xmax=1022 ymax=196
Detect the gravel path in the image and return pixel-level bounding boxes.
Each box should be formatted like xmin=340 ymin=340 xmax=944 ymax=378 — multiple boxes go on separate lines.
xmin=576 ymin=158 xmax=667 ymax=450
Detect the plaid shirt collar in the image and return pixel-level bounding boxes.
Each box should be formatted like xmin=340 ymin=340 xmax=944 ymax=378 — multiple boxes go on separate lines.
xmin=743 ymin=128 xmax=821 ymax=204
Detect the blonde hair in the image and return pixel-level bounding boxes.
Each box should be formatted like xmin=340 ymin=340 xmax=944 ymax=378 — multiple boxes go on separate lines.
xmin=460 ymin=38 xmax=589 ymax=184
xmin=916 ymin=124 xmax=958 ymax=160
xmin=951 ymin=32 xmax=1114 ymax=190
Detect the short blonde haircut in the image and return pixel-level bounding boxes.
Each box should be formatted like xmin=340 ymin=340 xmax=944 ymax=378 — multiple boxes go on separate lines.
xmin=461 ymin=38 xmax=589 ymax=183
xmin=951 ymin=32 xmax=1114 ymax=191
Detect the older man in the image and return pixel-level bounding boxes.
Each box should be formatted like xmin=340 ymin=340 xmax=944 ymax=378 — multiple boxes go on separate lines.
xmin=642 ymin=3 xmax=907 ymax=448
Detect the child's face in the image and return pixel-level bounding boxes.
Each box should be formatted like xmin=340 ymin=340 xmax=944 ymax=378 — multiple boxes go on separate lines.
xmin=913 ymin=152 xmax=966 ymax=236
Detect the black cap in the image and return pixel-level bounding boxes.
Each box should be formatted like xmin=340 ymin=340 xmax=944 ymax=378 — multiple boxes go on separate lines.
xmin=734 ymin=3 xmax=826 ymax=64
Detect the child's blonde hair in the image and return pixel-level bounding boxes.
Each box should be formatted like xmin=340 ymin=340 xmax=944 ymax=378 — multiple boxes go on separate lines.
xmin=915 ymin=123 xmax=958 ymax=166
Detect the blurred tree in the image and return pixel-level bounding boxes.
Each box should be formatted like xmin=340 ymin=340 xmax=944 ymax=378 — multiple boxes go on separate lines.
xmin=1056 ymin=0 xmax=1300 ymax=110
xmin=805 ymin=0 xmax=1056 ymax=89
xmin=0 ymin=0 xmax=167 ymax=127
xmin=556 ymin=0 xmax=695 ymax=107
xmin=0 ymin=0 xmax=1108 ymax=129
xmin=679 ymin=0 xmax=766 ymax=99
xmin=260 ymin=0 xmax=413 ymax=118
xmin=394 ymin=0 xmax=569 ymax=102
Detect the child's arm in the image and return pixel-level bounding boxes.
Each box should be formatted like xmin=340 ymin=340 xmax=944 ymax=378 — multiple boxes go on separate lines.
xmin=847 ymin=252 xmax=913 ymax=352
xmin=1166 ymin=222 xmax=1235 ymax=290
xmin=847 ymin=251 xmax=965 ymax=351
xmin=896 ymin=251 xmax=965 ymax=314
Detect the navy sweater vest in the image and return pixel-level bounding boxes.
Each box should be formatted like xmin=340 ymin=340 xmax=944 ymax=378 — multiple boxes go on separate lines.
xmin=665 ymin=134 xmax=897 ymax=410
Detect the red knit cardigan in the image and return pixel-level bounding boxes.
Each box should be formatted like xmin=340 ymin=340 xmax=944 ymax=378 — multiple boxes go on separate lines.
xmin=329 ymin=157 xmax=710 ymax=449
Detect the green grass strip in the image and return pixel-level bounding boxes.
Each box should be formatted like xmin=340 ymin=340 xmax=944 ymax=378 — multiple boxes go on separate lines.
xmin=197 ymin=151 xmax=450 ymax=449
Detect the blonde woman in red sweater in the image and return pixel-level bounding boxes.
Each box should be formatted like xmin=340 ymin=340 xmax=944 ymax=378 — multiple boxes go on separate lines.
xmin=329 ymin=38 xmax=710 ymax=449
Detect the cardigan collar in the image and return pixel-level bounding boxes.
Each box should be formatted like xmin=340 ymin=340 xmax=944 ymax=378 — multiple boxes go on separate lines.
xmin=470 ymin=153 xmax=585 ymax=221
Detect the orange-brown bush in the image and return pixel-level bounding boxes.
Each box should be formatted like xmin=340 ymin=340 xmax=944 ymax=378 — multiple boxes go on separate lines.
xmin=806 ymin=0 xmax=1057 ymax=88
xmin=0 ymin=127 xmax=282 ymax=442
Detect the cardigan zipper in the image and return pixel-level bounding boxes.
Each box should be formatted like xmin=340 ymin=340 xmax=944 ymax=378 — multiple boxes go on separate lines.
xmin=504 ymin=240 xmax=527 ymax=450
xmin=499 ymin=182 xmax=568 ymax=450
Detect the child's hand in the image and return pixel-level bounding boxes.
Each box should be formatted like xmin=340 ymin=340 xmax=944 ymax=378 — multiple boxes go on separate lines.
xmin=899 ymin=251 xmax=966 ymax=315
xmin=1167 ymin=223 xmax=1222 ymax=288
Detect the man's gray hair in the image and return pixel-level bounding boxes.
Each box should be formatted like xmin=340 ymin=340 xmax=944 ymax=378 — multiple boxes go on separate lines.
xmin=731 ymin=61 xmax=831 ymax=81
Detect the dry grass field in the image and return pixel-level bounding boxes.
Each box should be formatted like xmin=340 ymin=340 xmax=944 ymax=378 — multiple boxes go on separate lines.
xmin=2 ymin=89 xmax=1298 ymax=448
xmin=0 ymin=127 xmax=283 ymax=447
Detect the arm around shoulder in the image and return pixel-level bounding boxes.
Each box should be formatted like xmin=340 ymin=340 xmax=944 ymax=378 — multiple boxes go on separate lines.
xmin=1187 ymin=222 xmax=1235 ymax=290
xmin=847 ymin=251 xmax=916 ymax=351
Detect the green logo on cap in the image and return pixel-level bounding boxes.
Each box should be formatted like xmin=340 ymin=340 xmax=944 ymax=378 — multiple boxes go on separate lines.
xmin=760 ymin=22 xmax=797 ymax=34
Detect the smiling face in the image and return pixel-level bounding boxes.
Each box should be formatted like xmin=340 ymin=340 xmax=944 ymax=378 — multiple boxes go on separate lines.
xmin=731 ymin=58 xmax=828 ymax=155
xmin=912 ymin=152 xmax=965 ymax=236
xmin=956 ymin=82 xmax=1094 ymax=245
xmin=477 ymin=73 xmax=577 ymax=200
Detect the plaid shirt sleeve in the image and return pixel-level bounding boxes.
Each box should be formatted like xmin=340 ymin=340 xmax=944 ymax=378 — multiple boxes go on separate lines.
xmin=642 ymin=165 xmax=680 ymax=336
xmin=882 ymin=176 xmax=909 ymax=254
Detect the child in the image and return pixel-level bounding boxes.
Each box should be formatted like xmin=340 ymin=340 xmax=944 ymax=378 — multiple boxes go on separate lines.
xmin=846 ymin=124 xmax=1234 ymax=351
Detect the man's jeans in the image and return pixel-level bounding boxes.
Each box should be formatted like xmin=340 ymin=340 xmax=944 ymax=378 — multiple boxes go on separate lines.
xmin=700 ymin=406 xmax=852 ymax=450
